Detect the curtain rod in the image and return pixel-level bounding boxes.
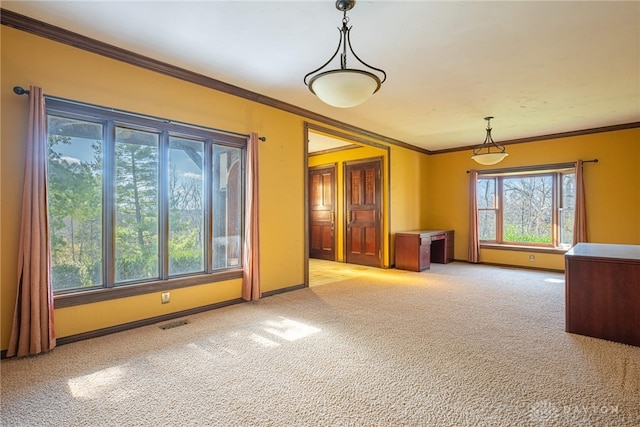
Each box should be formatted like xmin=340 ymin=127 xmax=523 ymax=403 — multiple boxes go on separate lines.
xmin=13 ymin=86 xmax=266 ymax=142
xmin=467 ymin=159 xmax=598 ymax=174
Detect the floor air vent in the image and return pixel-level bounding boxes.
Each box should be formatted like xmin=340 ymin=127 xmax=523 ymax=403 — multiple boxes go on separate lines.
xmin=159 ymin=319 xmax=189 ymax=330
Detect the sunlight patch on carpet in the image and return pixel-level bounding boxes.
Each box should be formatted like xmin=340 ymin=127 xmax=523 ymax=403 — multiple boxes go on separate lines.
xmin=68 ymin=366 xmax=125 ymax=399
xmin=249 ymin=333 xmax=281 ymax=348
xmin=262 ymin=317 xmax=321 ymax=341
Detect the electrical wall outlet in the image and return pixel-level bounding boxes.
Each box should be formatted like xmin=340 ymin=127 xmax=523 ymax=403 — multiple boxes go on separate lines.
xmin=161 ymin=292 xmax=170 ymax=304
xmin=529 ymin=255 xmax=535 ymax=262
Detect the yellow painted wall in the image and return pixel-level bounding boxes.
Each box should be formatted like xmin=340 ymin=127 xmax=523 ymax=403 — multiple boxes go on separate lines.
xmin=1 ymin=27 xmax=307 ymax=349
xmin=55 ymin=279 xmax=242 ymax=337
xmin=2 ymin=24 xmax=638 ymax=352
xmin=426 ymin=128 xmax=640 ymax=270
xmin=388 ymin=145 xmax=431 ymax=261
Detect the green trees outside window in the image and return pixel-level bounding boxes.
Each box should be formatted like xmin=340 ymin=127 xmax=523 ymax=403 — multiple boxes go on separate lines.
xmin=502 ymin=176 xmax=553 ymax=244
xmin=46 ymin=100 xmax=246 ymax=294
xmin=168 ymin=137 xmax=205 ymax=276
xmin=115 ymin=127 xmax=159 ymax=282
xmin=48 ymin=116 xmax=103 ymax=290
xmin=477 ymin=170 xmax=575 ymax=248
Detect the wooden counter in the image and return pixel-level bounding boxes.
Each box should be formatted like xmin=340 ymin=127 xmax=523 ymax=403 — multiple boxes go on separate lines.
xmin=565 ymin=243 xmax=640 ymax=346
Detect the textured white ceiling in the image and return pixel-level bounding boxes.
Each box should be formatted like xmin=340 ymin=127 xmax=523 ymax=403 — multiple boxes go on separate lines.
xmin=3 ymin=1 xmax=639 ymax=152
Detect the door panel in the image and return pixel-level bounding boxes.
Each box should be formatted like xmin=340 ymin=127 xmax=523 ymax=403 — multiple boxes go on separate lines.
xmin=345 ymin=159 xmax=382 ymax=267
xmin=309 ymin=165 xmax=336 ymax=260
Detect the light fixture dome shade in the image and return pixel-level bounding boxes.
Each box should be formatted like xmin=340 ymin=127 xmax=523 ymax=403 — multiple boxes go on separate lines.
xmin=308 ymin=69 xmax=381 ymax=108
xmin=471 ymin=152 xmax=509 ymax=166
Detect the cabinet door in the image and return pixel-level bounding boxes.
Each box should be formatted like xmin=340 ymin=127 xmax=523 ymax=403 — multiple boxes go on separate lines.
xmin=396 ymin=234 xmax=418 ymax=271
xmin=419 ymin=241 xmax=431 ymax=270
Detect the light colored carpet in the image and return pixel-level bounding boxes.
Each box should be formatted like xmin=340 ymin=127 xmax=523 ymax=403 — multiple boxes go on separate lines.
xmin=1 ymin=262 xmax=639 ymax=426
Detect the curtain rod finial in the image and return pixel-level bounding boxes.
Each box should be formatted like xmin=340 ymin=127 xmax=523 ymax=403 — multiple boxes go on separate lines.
xmin=258 ymin=136 xmax=266 ymax=142
xmin=13 ymin=86 xmax=30 ymax=95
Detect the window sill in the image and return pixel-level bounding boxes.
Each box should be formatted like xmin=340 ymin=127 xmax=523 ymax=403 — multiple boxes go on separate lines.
xmin=480 ymin=243 xmax=569 ymax=255
xmin=54 ymin=269 xmax=243 ymax=308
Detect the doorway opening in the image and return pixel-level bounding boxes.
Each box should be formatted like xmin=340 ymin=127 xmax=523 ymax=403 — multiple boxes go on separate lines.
xmin=305 ymin=123 xmax=390 ymax=286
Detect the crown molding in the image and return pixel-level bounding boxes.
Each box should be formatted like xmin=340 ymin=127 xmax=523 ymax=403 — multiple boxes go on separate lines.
xmin=1 ymin=8 xmax=421 ymax=153
xmin=431 ymin=121 xmax=640 ymax=155
xmin=3 ymin=9 xmax=637 ymax=157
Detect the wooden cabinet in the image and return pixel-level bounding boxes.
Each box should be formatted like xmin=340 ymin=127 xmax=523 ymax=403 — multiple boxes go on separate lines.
xmin=395 ymin=230 xmax=454 ymax=271
xmin=565 ymin=243 xmax=640 ymax=347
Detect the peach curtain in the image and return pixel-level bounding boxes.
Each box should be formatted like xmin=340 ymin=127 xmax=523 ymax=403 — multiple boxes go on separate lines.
xmin=468 ymin=169 xmax=480 ymax=263
xmin=242 ymin=132 xmax=261 ymax=301
xmin=572 ymin=160 xmax=588 ymax=245
xmin=7 ymin=86 xmax=56 ymax=357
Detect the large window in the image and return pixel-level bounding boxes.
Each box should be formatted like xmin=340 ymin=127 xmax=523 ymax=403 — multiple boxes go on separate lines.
xmin=477 ymin=169 xmax=575 ymax=249
xmin=47 ymin=99 xmax=246 ymax=298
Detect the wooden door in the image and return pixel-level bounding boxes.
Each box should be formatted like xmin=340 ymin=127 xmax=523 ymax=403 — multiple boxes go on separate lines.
xmin=345 ymin=159 xmax=382 ymax=267
xmin=309 ymin=165 xmax=336 ymax=260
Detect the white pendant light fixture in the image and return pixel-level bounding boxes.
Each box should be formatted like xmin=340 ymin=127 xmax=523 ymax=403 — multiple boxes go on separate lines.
xmin=304 ymin=0 xmax=386 ymax=108
xmin=471 ymin=116 xmax=509 ymax=165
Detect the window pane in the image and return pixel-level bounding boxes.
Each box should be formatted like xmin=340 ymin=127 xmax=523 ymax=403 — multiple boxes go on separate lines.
xmin=477 ymin=178 xmax=495 ymax=209
xmin=169 ymin=137 xmax=205 ymax=275
xmin=212 ymin=146 xmax=243 ymax=269
xmin=477 ymin=178 xmax=496 ymax=241
xmin=48 ymin=116 xmax=103 ymax=291
xmin=503 ymin=176 xmax=552 ymax=244
xmin=479 ymin=210 xmax=496 ymax=240
xmin=115 ymin=127 xmax=159 ymax=282
xmin=560 ymin=173 xmax=576 ymax=247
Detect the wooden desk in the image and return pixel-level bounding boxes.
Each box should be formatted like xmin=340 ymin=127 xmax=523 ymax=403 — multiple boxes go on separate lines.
xmin=565 ymin=243 xmax=640 ymax=347
xmin=395 ymin=230 xmax=454 ymax=271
